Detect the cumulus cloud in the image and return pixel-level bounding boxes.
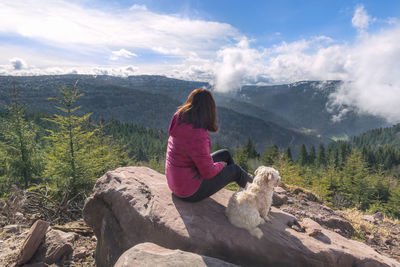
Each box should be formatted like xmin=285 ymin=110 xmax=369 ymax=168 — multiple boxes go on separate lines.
xmin=0 ymin=0 xmax=239 ymax=59
xmin=9 ymin=57 xmax=27 ymax=70
xmin=352 ymin=5 xmax=373 ymax=32
xmin=0 ymin=64 xmax=138 ymax=77
xmin=1 ymin=1 xmax=399 ymax=124
xmin=328 ymin=25 xmax=400 ymax=123
xmin=214 ymin=38 xmax=263 ymax=92
xmin=110 ymin=49 xmax=137 ymax=60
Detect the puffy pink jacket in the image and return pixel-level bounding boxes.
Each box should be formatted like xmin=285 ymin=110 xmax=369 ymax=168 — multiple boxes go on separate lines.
xmin=165 ymin=113 xmax=224 ymax=197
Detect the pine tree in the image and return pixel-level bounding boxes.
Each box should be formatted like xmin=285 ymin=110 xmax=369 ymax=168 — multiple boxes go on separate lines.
xmin=234 ymin=147 xmax=249 ymax=172
xmin=316 ymin=144 xmax=327 ymax=167
xmin=44 ymin=83 xmax=126 ymax=199
xmin=285 ymin=147 xmax=293 ymax=162
xmin=0 ymin=85 xmax=42 ymax=189
xmin=309 ymin=145 xmax=316 ymax=165
xmin=245 ymin=137 xmax=258 ymax=158
xmin=297 ymin=144 xmax=308 ymax=166
xmin=262 ymin=144 xmax=279 ymax=165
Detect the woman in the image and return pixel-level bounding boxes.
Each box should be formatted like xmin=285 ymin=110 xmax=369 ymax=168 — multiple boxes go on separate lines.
xmin=165 ymin=88 xmax=253 ymax=202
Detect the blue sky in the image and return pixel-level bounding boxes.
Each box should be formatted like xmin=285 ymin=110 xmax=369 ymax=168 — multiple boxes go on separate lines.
xmin=1 ymin=1 xmax=400 ymax=122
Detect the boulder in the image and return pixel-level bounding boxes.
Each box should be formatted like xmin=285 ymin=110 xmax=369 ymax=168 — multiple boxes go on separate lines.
xmin=83 ymin=167 xmax=400 ymax=267
xmin=114 ymin=242 xmax=239 ymax=267
xmin=17 ymin=220 xmax=49 ymax=265
xmin=272 ymin=187 xmax=288 ymax=207
xmin=30 ymin=229 xmax=74 ymax=265
xmin=314 ymin=215 xmax=355 ymax=238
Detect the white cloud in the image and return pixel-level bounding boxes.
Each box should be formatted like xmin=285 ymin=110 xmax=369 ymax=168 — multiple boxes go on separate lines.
xmin=110 ymin=49 xmax=137 ymax=60
xmin=1 ymin=2 xmax=399 ymax=124
xmin=0 ymin=0 xmax=239 ymax=59
xmin=328 ymin=25 xmax=400 ymax=123
xmin=352 ymin=5 xmax=373 ymax=33
xmin=9 ymin=57 xmax=27 ymax=70
xmin=214 ymin=38 xmax=263 ymax=92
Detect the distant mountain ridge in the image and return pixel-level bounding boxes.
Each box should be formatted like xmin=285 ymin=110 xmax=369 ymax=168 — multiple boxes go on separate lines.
xmin=0 ymin=75 xmax=387 ymax=153
xmin=352 ymin=123 xmax=400 ymax=148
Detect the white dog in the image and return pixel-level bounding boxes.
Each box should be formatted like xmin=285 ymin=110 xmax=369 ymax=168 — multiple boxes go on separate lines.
xmin=226 ymin=166 xmax=281 ymax=239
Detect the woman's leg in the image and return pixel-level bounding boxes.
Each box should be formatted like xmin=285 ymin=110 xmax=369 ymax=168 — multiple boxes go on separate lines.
xmin=211 ymin=149 xmax=234 ymax=165
xmin=180 ymin=163 xmax=252 ymax=202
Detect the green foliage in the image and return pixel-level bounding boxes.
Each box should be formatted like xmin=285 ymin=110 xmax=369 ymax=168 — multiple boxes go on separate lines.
xmin=262 ymin=144 xmax=279 ymax=165
xmin=285 ymin=147 xmax=293 ymax=162
xmin=233 ymin=147 xmax=249 ymax=172
xmin=297 ymin=144 xmax=308 ymax=166
xmin=308 ymin=145 xmax=316 ymax=165
xmin=244 ymin=137 xmax=259 ymax=159
xmin=43 ymin=85 xmax=127 ymax=199
xmin=0 ymin=86 xmax=43 ymax=190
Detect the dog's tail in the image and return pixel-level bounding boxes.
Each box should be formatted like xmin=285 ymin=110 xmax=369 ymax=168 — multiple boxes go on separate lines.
xmin=250 ymin=227 xmax=263 ymax=239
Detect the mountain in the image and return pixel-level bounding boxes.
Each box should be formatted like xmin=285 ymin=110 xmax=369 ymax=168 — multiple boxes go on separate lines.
xmin=0 ymin=75 xmax=325 ymax=153
xmin=233 ymin=81 xmax=388 ymax=138
xmin=352 ymin=123 xmax=400 ymax=148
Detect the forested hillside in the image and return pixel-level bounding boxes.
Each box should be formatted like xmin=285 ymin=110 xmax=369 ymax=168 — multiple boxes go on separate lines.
xmin=236 ymin=81 xmax=387 ymax=138
xmin=0 ymin=75 xmax=326 ymax=154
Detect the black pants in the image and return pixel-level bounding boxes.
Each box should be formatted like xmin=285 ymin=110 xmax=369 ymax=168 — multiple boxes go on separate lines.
xmin=177 ymin=149 xmax=252 ymax=202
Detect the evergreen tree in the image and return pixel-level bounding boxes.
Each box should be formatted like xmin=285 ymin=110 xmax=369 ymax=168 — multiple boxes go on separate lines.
xmin=285 ymin=147 xmax=293 ymax=162
xmin=245 ymin=137 xmax=258 ymax=158
xmin=44 ymin=84 xmax=126 ymax=199
xmin=297 ymin=144 xmax=308 ymax=166
xmin=316 ymin=144 xmax=327 ymax=167
xmin=262 ymin=144 xmax=279 ymax=165
xmin=309 ymin=145 xmax=316 ymax=165
xmin=234 ymin=147 xmax=249 ymax=172
xmin=387 ymin=186 xmax=400 ymax=218
xmin=340 ymin=151 xmax=370 ymax=210
xmin=0 ymin=85 xmax=42 ymax=188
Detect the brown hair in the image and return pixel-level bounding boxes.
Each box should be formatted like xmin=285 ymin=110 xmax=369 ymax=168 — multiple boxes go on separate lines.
xmin=176 ymin=88 xmax=218 ymax=132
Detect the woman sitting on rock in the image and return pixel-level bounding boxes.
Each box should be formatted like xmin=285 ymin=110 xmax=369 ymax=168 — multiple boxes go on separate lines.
xmin=165 ymin=88 xmax=252 ymax=202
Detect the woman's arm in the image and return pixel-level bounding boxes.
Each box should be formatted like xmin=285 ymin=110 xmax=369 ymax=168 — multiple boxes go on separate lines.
xmin=188 ymin=134 xmax=224 ymax=179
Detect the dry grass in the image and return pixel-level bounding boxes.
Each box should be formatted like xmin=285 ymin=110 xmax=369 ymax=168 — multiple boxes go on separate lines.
xmin=342 ymin=208 xmax=396 ymax=241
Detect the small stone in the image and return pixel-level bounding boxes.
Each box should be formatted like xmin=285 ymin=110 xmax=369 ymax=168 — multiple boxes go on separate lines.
xmin=373 ymin=212 xmax=384 ymax=221
xmin=321 ymin=205 xmax=333 ymax=213
xmin=73 ymin=247 xmax=88 ymax=259
xmin=363 ymin=215 xmax=376 ymax=223
xmin=300 ymin=218 xmax=323 ymax=237
xmin=3 ymin=224 xmax=22 ymax=233
xmin=91 ymin=235 xmax=97 ymax=242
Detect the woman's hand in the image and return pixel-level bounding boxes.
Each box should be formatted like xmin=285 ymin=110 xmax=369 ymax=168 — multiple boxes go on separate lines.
xmin=220 ymin=161 xmax=227 ymax=168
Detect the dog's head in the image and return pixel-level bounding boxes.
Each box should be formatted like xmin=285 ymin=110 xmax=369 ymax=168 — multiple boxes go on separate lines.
xmin=253 ymin=166 xmax=281 ymax=188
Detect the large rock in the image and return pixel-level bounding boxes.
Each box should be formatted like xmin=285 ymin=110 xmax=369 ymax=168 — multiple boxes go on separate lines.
xmin=30 ymin=229 xmax=74 ymax=265
xmin=83 ymin=167 xmax=399 ymax=267
xmin=17 ymin=220 xmax=49 ymax=265
xmin=114 ymin=242 xmax=239 ymax=267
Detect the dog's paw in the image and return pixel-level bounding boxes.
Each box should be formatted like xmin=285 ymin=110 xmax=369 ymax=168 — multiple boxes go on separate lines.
xmin=263 ymin=215 xmax=272 ymax=223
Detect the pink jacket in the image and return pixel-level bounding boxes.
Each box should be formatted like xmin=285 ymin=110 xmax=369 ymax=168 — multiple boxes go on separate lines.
xmin=165 ymin=113 xmax=224 ymax=197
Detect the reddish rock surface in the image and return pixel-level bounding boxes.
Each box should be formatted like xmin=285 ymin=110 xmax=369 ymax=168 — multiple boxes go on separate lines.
xmin=17 ymin=220 xmax=49 ymax=265
xmin=83 ymin=166 xmax=400 ymax=267
xmin=114 ymin=242 xmax=239 ymax=267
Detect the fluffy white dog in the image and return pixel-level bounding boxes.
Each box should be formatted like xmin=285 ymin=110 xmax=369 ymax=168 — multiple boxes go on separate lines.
xmin=226 ymin=166 xmax=281 ymax=239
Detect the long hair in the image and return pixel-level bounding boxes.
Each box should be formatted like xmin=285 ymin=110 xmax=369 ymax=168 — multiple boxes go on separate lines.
xmin=176 ymin=88 xmax=218 ymax=132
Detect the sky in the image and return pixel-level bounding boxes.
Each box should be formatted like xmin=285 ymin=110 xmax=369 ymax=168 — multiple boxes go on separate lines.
xmin=1 ymin=0 xmax=400 ymax=122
